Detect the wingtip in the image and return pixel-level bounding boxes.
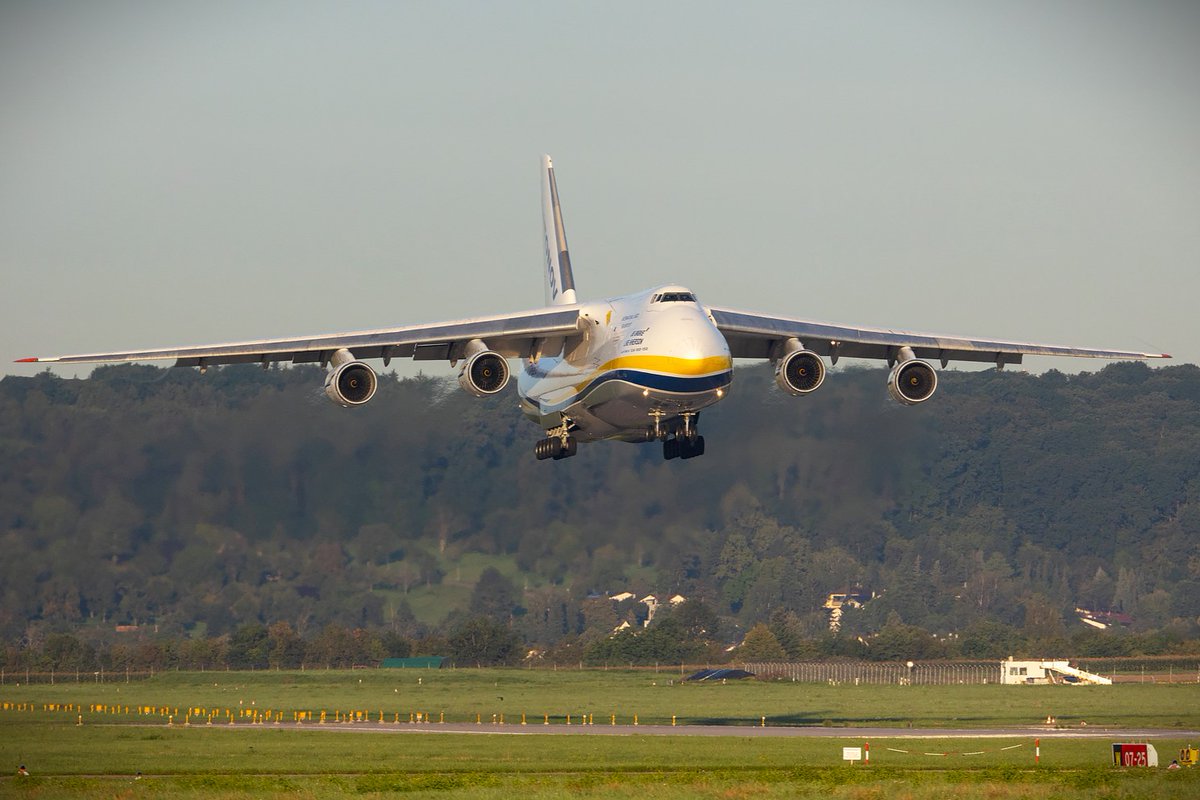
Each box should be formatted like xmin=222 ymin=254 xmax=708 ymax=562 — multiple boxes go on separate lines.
xmin=15 ymin=357 xmax=39 ymax=363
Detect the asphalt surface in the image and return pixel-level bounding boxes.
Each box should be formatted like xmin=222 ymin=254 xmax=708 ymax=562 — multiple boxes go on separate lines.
xmin=192 ymin=720 xmax=1200 ymax=739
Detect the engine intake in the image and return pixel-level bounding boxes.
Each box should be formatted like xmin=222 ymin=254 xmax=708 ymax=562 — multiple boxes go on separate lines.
xmin=324 ymin=360 xmax=378 ymax=407
xmin=458 ymin=350 xmax=510 ymax=397
xmin=775 ymin=349 xmax=826 ymax=395
xmin=887 ymin=359 xmax=937 ymax=405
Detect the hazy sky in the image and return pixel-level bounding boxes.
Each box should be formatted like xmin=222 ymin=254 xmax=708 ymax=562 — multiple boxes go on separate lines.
xmin=3 ymin=1 xmax=1197 ymax=379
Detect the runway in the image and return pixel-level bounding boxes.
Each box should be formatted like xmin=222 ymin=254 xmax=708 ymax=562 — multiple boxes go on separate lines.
xmin=202 ymin=721 xmax=1200 ymax=740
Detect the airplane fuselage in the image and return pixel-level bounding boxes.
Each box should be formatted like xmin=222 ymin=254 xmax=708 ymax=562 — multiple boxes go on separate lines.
xmin=517 ymin=285 xmax=732 ymax=443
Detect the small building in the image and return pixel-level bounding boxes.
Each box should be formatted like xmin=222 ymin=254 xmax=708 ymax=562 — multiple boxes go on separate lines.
xmin=641 ymin=595 xmax=658 ymax=626
xmin=609 ymin=591 xmax=636 ymax=603
xmin=1000 ymin=658 xmax=1112 ymax=685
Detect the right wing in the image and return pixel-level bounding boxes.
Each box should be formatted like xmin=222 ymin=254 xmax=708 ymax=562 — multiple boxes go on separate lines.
xmin=18 ymin=306 xmax=583 ymax=368
xmin=708 ymin=306 xmax=1170 ymax=366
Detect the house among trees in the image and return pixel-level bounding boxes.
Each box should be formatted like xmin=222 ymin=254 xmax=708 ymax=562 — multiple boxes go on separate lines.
xmin=1075 ymin=607 xmax=1134 ymax=630
xmin=642 ymin=595 xmax=659 ymax=624
xmin=823 ymin=587 xmax=873 ymax=632
xmin=640 ymin=593 xmax=688 ymax=627
xmin=608 ymin=592 xmax=687 ymax=633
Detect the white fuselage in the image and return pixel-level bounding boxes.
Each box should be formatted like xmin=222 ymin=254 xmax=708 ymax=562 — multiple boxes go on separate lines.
xmin=516 ymin=285 xmax=733 ymax=442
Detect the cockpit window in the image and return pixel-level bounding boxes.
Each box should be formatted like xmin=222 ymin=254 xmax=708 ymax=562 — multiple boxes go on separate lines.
xmin=654 ymin=292 xmax=696 ymax=303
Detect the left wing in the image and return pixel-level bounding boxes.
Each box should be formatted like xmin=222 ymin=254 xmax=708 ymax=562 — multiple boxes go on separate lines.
xmin=708 ymin=306 xmax=1170 ymax=367
xmin=18 ymin=306 xmax=583 ymax=368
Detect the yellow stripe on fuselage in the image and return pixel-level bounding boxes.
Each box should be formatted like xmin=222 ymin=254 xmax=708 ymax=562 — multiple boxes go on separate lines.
xmin=605 ymin=354 xmax=731 ymax=375
xmin=571 ymin=354 xmax=733 ymax=393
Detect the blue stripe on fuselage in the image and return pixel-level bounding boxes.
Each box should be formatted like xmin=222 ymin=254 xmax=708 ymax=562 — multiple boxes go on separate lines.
xmin=537 ymin=367 xmax=732 ymax=413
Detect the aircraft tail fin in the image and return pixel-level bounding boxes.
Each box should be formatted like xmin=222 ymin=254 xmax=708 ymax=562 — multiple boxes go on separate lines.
xmin=541 ymin=155 xmax=578 ymax=306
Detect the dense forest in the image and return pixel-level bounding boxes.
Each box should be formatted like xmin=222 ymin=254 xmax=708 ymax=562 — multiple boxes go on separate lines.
xmin=2 ymin=361 xmax=1199 ymax=668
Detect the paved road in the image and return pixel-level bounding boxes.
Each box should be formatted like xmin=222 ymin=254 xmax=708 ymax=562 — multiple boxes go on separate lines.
xmin=196 ymin=720 xmax=1200 ymax=739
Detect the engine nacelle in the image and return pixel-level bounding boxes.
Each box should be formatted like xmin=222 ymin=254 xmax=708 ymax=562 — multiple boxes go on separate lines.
xmin=887 ymin=359 xmax=938 ymax=405
xmin=324 ymin=360 xmax=378 ymax=407
xmin=775 ymin=349 xmax=826 ymax=395
xmin=458 ymin=350 xmax=510 ymax=397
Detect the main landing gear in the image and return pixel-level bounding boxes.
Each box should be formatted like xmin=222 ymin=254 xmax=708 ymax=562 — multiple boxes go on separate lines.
xmin=534 ymin=419 xmax=577 ymax=461
xmin=654 ymin=411 xmax=706 ymax=461
xmin=663 ymin=434 xmax=704 ymax=460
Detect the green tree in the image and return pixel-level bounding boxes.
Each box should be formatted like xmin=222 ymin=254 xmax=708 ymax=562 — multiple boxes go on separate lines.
xmin=958 ymin=619 xmax=1025 ymax=659
xmin=41 ymin=633 xmax=94 ymax=671
xmin=469 ymin=567 xmax=520 ymax=621
xmin=267 ymin=621 xmax=305 ymax=669
xmin=713 ymin=533 xmax=756 ymax=612
xmin=379 ymin=630 xmax=412 ymax=658
xmin=739 ymin=623 xmax=787 ymax=661
xmin=449 ymin=616 xmax=520 ymax=667
xmin=305 ymin=624 xmax=357 ymax=668
xmin=227 ymin=624 xmax=269 ymax=669
xmin=869 ymin=616 xmax=947 ymax=662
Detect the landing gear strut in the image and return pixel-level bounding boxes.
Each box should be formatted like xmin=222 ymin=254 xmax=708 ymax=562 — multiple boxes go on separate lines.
xmin=535 ymin=419 xmax=578 ymax=461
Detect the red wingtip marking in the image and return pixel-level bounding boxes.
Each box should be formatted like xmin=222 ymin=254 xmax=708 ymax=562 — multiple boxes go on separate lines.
xmin=15 ymin=357 xmax=39 ymax=363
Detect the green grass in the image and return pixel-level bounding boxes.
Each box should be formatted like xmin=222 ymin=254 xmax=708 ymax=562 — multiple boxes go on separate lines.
xmin=3 ymin=669 xmax=1198 ymax=729
xmin=377 ymin=551 xmax=527 ymax=626
xmin=2 ymin=671 xmax=1198 ymax=798
xmin=0 ymin=723 xmax=1196 ymax=798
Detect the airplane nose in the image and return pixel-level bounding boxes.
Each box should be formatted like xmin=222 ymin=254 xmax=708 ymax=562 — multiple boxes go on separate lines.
xmin=652 ymin=311 xmax=731 ymax=364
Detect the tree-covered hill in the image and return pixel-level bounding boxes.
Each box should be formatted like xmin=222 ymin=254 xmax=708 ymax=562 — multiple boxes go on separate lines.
xmin=2 ymin=361 xmax=1198 ymax=655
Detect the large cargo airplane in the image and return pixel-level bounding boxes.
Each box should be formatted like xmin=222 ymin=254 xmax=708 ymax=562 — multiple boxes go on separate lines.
xmin=20 ymin=156 xmax=1170 ymax=461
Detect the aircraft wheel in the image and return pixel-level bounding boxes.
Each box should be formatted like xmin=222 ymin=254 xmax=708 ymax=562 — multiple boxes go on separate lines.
xmin=663 ymin=438 xmax=680 ymax=460
xmin=677 ymin=435 xmax=706 ymax=460
xmin=535 ymin=438 xmax=563 ymax=460
xmin=552 ymin=436 xmax=577 ymax=460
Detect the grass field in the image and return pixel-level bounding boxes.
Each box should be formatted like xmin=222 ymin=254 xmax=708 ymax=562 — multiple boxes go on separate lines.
xmin=3 ymin=668 xmax=1198 ymax=729
xmin=2 ymin=670 xmax=1198 ymax=798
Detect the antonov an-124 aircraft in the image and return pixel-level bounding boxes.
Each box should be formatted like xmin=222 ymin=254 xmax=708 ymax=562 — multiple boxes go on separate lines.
xmin=20 ymin=156 xmax=1170 ymax=461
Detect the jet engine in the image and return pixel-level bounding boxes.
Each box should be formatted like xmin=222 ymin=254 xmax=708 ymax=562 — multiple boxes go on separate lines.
xmin=324 ymin=360 xmax=378 ymax=407
xmin=774 ymin=348 xmax=826 ymax=395
xmin=458 ymin=349 xmax=510 ymax=397
xmin=887 ymin=358 xmax=937 ymax=405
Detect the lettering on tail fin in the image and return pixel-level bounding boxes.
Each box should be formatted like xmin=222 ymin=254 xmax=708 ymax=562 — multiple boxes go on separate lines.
xmin=542 ymin=155 xmax=578 ymax=306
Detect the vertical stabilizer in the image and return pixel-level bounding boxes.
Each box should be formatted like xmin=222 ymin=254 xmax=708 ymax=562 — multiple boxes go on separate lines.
xmin=541 ymin=155 xmax=578 ymax=305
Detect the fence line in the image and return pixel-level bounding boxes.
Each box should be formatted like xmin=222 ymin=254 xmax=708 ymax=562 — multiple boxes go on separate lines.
xmin=741 ymin=661 xmax=1001 ymax=685
xmin=0 ymin=669 xmax=157 ymax=686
